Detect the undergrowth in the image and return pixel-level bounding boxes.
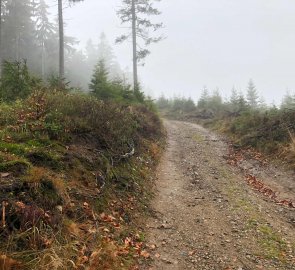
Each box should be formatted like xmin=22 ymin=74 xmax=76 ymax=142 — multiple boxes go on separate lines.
xmin=158 ymin=96 xmax=295 ymax=168
xmin=204 ymin=109 xmax=295 ymax=167
xmin=0 ymin=90 xmax=165 ymax=269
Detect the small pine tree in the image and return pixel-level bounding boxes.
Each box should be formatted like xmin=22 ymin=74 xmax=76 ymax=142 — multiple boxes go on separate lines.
xmin=0 ymin=60 xmax=38 ymax=102
xmin=89 ymin=59 xmax=113 ymax=100
xmin=197 ymin=86 xmax=209 ymax=108
xmin=230 ymin=87 xmax=239 ymax=105
xmin=184 ymin=97 xmax=196 ymax=112
xmin=281 ymin=91 xmax=295 ymax=110
xmin=229 ymin=87 xmax=244 ymax=114
xmin=208 ymin=88 xmax=223 ymax=111
xmin=259 ymin=96 xmax=268 ymax=111
xmin=157 ymin=94 xmax=170 ymax=110
xmin=238 ymin=92 xmax=248 ymax=110
xmin=246 ymin=79 xmax=259 ymax=109
xmin=2 ymin=0 xmax=36 ymax=61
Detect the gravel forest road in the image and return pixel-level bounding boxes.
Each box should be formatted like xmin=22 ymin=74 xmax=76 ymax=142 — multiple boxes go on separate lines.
xmin=143 ymin=120 xmax=295 ymax=270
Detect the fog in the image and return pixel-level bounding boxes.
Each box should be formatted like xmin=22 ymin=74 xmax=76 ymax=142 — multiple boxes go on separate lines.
xmin=1 ymin=0 xmax=293 ymax=104
xmin=49 ymin=0 xmax=294 ymax=104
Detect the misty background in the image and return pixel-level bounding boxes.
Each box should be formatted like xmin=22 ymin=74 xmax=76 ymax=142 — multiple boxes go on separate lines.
xmin=47 ymin=0 xmax=295 ymax=103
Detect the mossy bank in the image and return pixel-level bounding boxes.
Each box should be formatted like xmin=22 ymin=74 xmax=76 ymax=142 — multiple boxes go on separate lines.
xmin=0 ymin=90 xmax=165 ymax=270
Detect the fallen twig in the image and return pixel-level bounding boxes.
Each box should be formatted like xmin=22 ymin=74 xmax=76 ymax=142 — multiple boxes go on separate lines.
xmin=2 ymin=201 xmax=8 ymax=228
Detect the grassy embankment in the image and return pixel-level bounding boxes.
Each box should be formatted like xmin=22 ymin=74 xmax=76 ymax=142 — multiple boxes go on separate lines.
xmin=204 ymin=109 xmax=295 ymax=167
xmin=0 ymin=90 xmax=165 ymax=270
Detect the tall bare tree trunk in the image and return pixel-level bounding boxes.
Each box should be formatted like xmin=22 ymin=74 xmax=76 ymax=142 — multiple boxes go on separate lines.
xmin=16 ymin=34 xmax=20 ymax=61
xmin=131 ymin=0 xmax=138 ymax=92
xmin=41 ymin=43 xmax=45 ymax=80
xmin=58 ymin=0 xmax=64 ymax=79
xmin=0 ymin=0 xmax=2 ymax=76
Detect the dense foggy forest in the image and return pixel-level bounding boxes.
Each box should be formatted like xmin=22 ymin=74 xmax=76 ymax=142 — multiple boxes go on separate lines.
xmin=0 ymin=0 xmax=128 ymax=91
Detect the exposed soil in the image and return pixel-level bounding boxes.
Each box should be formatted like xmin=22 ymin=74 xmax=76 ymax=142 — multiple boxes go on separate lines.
xmin=143 ymin=120 xmax=295 ymax=270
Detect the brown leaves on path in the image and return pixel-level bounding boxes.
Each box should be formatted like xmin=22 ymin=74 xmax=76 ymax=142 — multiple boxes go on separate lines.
xmin=227 ymin=145 xmax=295 ymax=209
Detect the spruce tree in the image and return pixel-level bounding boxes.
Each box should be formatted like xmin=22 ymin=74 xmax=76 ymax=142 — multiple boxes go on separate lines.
xmin=0 ymin=60 xmax=33 ymax=101
xmin=281 ymin=91 xmax=295 ymax=110
xmin=89 ymin=59 xmax=113 ymax=100
xmin=197 ymin=87 xmax=209 ymax=108
xmin=210 ymin=89 xmax=223 ymax=107
xmin=116 ymin=0 xmax=163 ymax=91
xmin=157 ymin=94 xmax=170 ymax=110
xmin=238 ymin=91 xmax=248 ymax=111
xmin=246 ymin=79 xmax=259 ymax=109
xmin=2 ymin=0 xmax=36 ymax=62
xmin=229 ymin=87 xmax=240 ymax=113
xmin=184 ymin=97 xmax=196 ymax=112
xmin=97 ymin=33 xmax=122 ymax=80
xmin=86 ymin=39 xmax=98 ymax=64
xmin=230 ymin=87 xmax=239 ymax=105
xmin=35 ymin=0 xmax=55 ymax=79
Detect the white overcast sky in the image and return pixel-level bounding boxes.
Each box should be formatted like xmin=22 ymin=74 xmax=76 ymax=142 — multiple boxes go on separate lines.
xmin=49 ymin=0 xmax=295 ymax=104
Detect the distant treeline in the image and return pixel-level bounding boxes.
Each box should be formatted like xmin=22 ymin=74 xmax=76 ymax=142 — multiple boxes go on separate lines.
xmin=157 ymin=80 xmax=295 ymax=162
xmin=157 ymin=79 xmax=295 ymax=116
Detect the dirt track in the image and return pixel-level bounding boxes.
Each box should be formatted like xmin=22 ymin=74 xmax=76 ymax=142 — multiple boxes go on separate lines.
xmin=143 ymin=120 xmax=295 ymax=270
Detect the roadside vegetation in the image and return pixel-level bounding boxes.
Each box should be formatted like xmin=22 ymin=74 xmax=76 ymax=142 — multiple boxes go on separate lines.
xmin=157 ymin=80 xmax=295 ymax=167
xmin=0 ymin=61 xmax=164 ymax=270
xmin=0 ymin=0 xmax=166 ymax=268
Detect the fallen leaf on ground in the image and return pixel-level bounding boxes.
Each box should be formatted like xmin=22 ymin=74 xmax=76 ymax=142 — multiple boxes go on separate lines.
xmin=0 ymin=173 xmax=10 ymax=178
xmin=103 ymin=228 xmax=110 ymax=233
xmin=188 ymin=250 xmax=197 ymax=256
xmin=140 ymin=250 xmax=150 ymax=258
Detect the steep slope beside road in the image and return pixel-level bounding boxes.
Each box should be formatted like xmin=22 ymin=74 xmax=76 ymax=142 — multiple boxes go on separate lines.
xmin=144 ymin=120 xmax=295 ymax=270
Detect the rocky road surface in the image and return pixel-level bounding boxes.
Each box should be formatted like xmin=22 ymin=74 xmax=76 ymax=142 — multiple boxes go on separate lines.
xmin=143 ymin=120 xmax=295 ymax=270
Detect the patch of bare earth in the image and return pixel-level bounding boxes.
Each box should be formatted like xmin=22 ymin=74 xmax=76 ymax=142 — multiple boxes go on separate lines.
xmin=142 ymin=120 xmax=295 ymax=270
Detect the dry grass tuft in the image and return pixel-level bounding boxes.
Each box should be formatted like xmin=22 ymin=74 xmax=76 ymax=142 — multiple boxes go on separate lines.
xmin=0 ymin=254 xmax=23 ymax=270
xmin=23 ymin=167 xmax=48 ymax=183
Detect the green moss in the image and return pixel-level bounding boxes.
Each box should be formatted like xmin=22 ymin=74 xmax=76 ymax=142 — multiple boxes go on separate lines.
xmin=5 ymin=131 xmax=34 ymax=144
xmin=29 ymin=179 xmax=63 ymax=210
xmin=25 ymin=150 xmax=61 ymax=170
xmin=256 ymin=224 xmax=288 ymax=261
xmin=243 ymin=218 xmax=289 ymax=262
xmin=0 ymin=142 xmax=29 ymax=155
xmin=192 ymin=134 xmax=203 ymax=142
xmin=0 ymin=153 xmax=5 ymax=163
xmin=247 ymin=218 xmax=259 ymax=229
xmin=26 ymin=139 xmax=52 ymax=147
xmin=0 ymin=159 xmax=31 ymax=175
